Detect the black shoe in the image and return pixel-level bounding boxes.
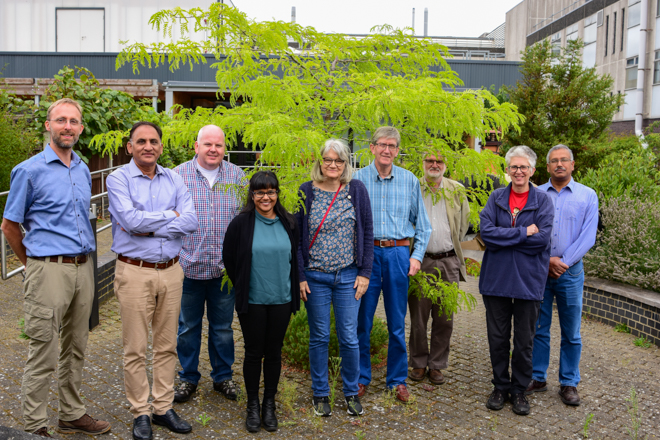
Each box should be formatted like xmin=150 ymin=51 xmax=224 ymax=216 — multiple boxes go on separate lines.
xmin=152 ymin=409 xmax=192 ymax=433
xmin=213 ymin=379 xmax=238 ymax=400
xmin=511 ymin=393 xmax=531 ymax=415
xmin=261 ymin=396 xmax=278 ymax=432
xmin=486 ymin=389 xmax=508 ymax=411
xmin=345 ymin=395 xmax=364 ymax=416
xmin=312 ymin=396 xmax=332 ymax=416
xmin=132 ymin=415 xmax=152 ymax=440
xmin=173 ymin=381 xmax=197 ymax=403
xmin=246 ymin=398 xmax=261 ymax=433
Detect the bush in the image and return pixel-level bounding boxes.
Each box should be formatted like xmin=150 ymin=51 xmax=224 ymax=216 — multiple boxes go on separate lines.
xmin=584 ymin=190 xmax=660 ymax=292
xmin=282 ymin=303 xmax=388 ymax=371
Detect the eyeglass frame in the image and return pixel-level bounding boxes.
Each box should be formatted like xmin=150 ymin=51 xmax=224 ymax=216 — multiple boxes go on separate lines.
xmin=321 ymin=158 xmax=346 ymax=166
xmin=373 ymin=142 xmax=399 ymax=151
xmin=423 ymin=159 xmax=445 ymax=165
xmin=251 ymin=189 xmax=280 ymax=199
xmin=507 ymin=165 xmax=533 ymax=173
xmin=548 ymin=158 xmax=573 ymax=165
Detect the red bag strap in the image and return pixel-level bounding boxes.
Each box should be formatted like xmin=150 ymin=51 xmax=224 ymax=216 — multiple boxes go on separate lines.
xmin=309 ymin=184 xmax=342 ymax=249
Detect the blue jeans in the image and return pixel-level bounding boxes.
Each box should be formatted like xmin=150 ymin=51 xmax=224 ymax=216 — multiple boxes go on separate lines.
xmin=358 ymin=246 xmax=410 ymax=389
xmin=305 ymin=265 xmax=361 ymax=397
xmin=532 ymin=260 xmax=584 ymax=387
xmin=177 ymin=276 xmax=235 ymax=385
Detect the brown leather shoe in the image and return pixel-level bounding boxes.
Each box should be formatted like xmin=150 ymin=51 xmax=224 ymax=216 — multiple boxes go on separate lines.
xmin=394 ymin=384 xmax=410 ymax=403
xmin=524 ymin=379 xmax=548 ymax=395
xmin=58 ymin=413 xmax=111 ymax=435
xmin=32 ymin=427 xmax=53 ymax=438
xmin=428 ymin=369 xmax=445 ymax=385
xmin=559 ymin=386 xmax=581 ymax=406
xmin=408 ymin=368 xmax=425 ymax=381
xmin=357 ymin=383 xmax=367 ymax=398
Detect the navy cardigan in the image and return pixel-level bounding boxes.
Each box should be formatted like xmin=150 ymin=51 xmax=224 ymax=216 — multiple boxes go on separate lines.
xmin=478 ymin=184 xmax=554 ymax=301
xmin=295 ymin=180 xmax=374 ymax=282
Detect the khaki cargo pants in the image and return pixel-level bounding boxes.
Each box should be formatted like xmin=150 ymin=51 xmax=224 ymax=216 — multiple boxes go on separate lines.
xmin=21 ymin=257 xmax=94 ymax=433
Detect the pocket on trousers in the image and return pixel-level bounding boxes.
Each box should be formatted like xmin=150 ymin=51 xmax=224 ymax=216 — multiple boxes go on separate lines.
xmin=23 ymin=302 xmax=54 ymax=342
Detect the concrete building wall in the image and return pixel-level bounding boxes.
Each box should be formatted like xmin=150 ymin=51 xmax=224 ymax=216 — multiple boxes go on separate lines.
xmin=0 ymin=0 xmax=209 ymax=52
xmin=505 ymin=0 xmax=659 ymax=128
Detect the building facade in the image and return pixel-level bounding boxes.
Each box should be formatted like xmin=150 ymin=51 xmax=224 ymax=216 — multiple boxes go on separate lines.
xmin=505 ymin=0 xmax=660 ymax=133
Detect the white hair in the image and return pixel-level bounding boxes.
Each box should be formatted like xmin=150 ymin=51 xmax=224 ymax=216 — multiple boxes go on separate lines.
xmin=310 ymin=139 xmax=353 ymax=184
xmin=546 ymin=144 xmax=574 ymax=163
xmin=505 ymin=145 xmax=537 ymax=169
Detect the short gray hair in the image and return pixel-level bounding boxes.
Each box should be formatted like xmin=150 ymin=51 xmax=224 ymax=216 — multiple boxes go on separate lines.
xmin=310 ymin=139 xmax=353 ymax=184
xmin=371 ymin=126 xmax=401 ymax=147
xmin=546 ymin=144 xmax=574 ymax=163
xmin=505 ymin=145 xmax=537 ymax=169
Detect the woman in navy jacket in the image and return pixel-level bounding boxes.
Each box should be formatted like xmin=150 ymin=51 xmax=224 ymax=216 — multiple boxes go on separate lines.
xmin=295 ymin=139 xmax=373 ymax=417
xmin=479 ymin=145 xmax=554 ymax=417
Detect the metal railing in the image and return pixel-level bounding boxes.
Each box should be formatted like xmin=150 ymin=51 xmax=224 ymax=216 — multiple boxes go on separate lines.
xmin=530 ymin=0 xmax=590 ymax=34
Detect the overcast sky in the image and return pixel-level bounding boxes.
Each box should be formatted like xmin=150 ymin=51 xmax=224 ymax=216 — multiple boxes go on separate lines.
xmin=229 ymin=0 xmax=522 ymax=38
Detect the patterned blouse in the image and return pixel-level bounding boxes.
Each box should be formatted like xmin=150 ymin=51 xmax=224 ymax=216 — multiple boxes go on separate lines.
xmin=307 ymin=184 xmax=356 ymax=272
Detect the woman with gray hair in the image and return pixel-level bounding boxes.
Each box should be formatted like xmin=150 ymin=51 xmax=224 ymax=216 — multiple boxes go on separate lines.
xmin=295 ymin=139 xmax=374 ymax=417
xmin=478 ymin=145 xmax=554 ymax=416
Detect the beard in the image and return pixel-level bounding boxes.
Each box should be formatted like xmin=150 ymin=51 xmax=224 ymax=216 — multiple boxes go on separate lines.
xmin=425 ymin=168 xmax=446 ymax=180
xmin=51 ymin=130 xmax=79 ymax=149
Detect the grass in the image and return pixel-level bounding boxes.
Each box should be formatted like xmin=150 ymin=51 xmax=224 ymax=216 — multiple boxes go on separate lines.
xmin=196 ymin=412 xmax=211 ymax=427
xmin=18 ymin=318 xmax=29 ymax=340
xmin=615 ymin=323 xmax=631 ymax=333
xmin=489 ymin=415 xmax=498 ymax=432
xmin=582 ymin=413 xmax=594 ymax=438
xmin=625 ymin=387 xmax=648 ymax=440
xmin=328 ymin=357 xmax=342 ymax=410
xmin=634 ymin=337 xmax=652 ymax=348
xmin=279 ymin=379 xmax=298 ymax=415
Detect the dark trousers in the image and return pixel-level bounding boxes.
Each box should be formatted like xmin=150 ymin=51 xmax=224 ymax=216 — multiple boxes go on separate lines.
xmin=408 ymin=255 xmax=461 ymax=370
xmin=238 ymin=303 xmax=291 ymax=400
xmin=482 ymin=295 xmax=540 ymax=395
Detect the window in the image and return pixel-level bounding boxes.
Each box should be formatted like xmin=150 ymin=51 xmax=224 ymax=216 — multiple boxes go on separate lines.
xmin=626 ymin=57 xmax=639 ymax=89
xmin=621 ymin=8 xmax=625 ymax=51
xmin=628 ymin=0 xmax=641 ymax=28
xmin=605 ymin=16 xmax=609 ymax=55
xmin=584 ymin=13 xmax=598 ymax=67
xmin=566 ymin=24 xmax=579 ymax=41
xmin=613 ymin=12 xmax=617 ymax=53
xmin=585 ymin=13 xmax=598 ymax=43
xmin=551 ymin=32 xmax=561 ymax=58
xmin=654 ymin=51 xmax=660 ymax=84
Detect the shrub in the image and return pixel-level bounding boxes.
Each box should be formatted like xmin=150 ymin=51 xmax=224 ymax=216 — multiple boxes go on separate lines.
xmin=584 ymin=190 xmax=660 ymax=292
xmin=282 ymin=303 xmax=388 ymax=371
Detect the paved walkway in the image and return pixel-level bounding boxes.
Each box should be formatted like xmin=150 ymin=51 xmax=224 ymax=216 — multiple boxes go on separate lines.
xmin=1 ymin=229 xmax=659 ymax=439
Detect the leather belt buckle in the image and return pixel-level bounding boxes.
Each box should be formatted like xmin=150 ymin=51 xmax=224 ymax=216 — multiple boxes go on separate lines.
xmin=379 ymin=239 xmax=389 ymax=247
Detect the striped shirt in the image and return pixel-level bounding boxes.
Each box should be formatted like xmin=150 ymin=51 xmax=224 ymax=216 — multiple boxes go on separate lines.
xmin=538 ymin=178 xmax=599 ymax=267
xmin=354 ymin=162 xmax=431 ymax=262
xmin=174 ymin=157 xmax=247 ymax=279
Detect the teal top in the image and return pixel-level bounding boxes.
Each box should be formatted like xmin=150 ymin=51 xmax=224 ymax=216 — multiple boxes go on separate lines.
xmin=249 ymin=211 xmax=292 ymax=305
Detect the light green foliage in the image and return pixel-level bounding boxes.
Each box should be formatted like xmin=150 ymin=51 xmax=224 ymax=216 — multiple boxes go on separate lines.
xmin=354 ymin=430 xmax=366 ymax=440
xmin=582 ymin=413 xmax=594 ymax=438
xmin=196 ymin=412 xmax=211 ymax=427
xmin=278 ymin=379 xmax=298 ymax=415
xmin=328 ymin=357 xmax=342 ymax=410
xmin=409 ymin=268 xmax=477 ymax=318
xmin=633 ymin=337 xmax=652 ymax=349
xmin=615 ymin=323 xmax=631 ymax=334
xmin=99 ymin=3 xmax=521 ymax=218
xmin=17 ymin=318 xmax=30 ymax=340
xmin=625 ymin=387 xmax=649 ymax=440
xmin=504 ymin=39 xmax=625 ymax=183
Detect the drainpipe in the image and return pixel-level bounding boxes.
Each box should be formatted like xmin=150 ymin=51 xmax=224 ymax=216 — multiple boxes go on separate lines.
xmin=634 ymin=0 xmax=648 ymax=147
xmin=424 ymin=8 xmax=428 ymax=37
xmin=291 ymin=6 xmax=296 ymax=23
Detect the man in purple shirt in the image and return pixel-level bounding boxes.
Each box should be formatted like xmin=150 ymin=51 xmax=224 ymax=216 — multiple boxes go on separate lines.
xmin=107 ymin=121 xmax=198 ymax=440
xmin=526 ymin=144 xmax=598 ymax=406
xmin=172 ymin=125 xmax=246 ymax=403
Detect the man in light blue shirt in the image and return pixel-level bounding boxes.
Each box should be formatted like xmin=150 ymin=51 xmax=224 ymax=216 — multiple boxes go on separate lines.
xmin=353 ymin=126 xmax=431 ymax=402
xmin=2 ymin=98 xmax=110 ymax=436
xmin=107 ymin=121 xmax=198 ymax=440
xmin=526 ymin=144 xmax=598 ymax=407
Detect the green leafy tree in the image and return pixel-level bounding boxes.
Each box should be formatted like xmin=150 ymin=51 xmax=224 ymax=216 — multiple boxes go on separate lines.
xmin=503 ymin=39 xmax=625 ymax=183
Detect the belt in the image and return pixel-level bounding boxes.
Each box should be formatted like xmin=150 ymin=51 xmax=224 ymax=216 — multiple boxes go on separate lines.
xmin=424 ymin=250 xmax=456 ymax=260
xmin=32 ymin=254 xmax=89 ymax=266
xmin=374 ymin=239 xmax=411 ymax=247
xmin=118 ymin=255 xmax=179 ymax=270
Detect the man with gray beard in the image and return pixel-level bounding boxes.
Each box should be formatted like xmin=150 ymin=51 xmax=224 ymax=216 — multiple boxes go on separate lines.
xmin=408 ymin=154 xmax=470 ymax=385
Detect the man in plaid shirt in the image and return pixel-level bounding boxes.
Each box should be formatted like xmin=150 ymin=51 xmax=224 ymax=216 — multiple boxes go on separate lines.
xmin=173 ymin=125 xmax=247 ymax=403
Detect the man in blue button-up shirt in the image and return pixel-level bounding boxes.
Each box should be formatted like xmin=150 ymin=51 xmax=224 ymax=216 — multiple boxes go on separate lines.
xmin=2 ymin=98 xmax=110 ymax=436
xmin=107 ymin=121 xmax=198 ymax=439
xmin=526 ymin=144 xmax=598 ymax=407
xmin=353 ymin=126 xmax=431 ymax=403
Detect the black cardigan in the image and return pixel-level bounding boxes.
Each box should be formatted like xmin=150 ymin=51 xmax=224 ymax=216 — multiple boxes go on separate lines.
xmin=223 ymin=209 xmax=301 ymax=315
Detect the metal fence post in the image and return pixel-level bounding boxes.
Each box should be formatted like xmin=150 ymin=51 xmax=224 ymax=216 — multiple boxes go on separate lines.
xmin=88 ymin=204 xmax=99 ymax=330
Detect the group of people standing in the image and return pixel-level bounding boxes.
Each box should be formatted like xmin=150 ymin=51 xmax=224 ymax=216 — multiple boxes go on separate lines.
xmin=2 ymin=98 xmax=598 ymax=438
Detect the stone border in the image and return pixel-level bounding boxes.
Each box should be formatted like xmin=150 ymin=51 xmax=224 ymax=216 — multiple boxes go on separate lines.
xmin=96 ymin=251 xmax=117 ymax=305
xmin=583 ymin=277 xmax=660 ymax=347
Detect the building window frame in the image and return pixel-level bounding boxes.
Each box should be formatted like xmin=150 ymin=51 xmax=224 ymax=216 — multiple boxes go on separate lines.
xmin=654 ymin=51 xmax=660 ymax=85
xmin=621 ymin=8 xmax=626 ymax=51
xmin=613 ymin=12 xmax=617 ymax=54
xmin=626 ymin=56 xmax=639 ymax=89
xmin=605 ymin=15 xmax=609 ymax=56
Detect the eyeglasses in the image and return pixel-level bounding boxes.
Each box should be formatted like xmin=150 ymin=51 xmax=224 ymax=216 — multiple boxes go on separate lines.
xmin=374 ymin=142 xmax=399 ymax=151
xmin=49 ymin=118 xmax=81 ymax=127
xmin=508 ymin=165 xmax=532 ymax=173
xmin=548 ymin=158 xmax=572 ymax=165
xmin=252 ymin=190 xmax=279 ymax=198
xmin=423 ymin=159 xmax=444 ymax=165
xmin=322 ymin=158 xmax=346 ymax=166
